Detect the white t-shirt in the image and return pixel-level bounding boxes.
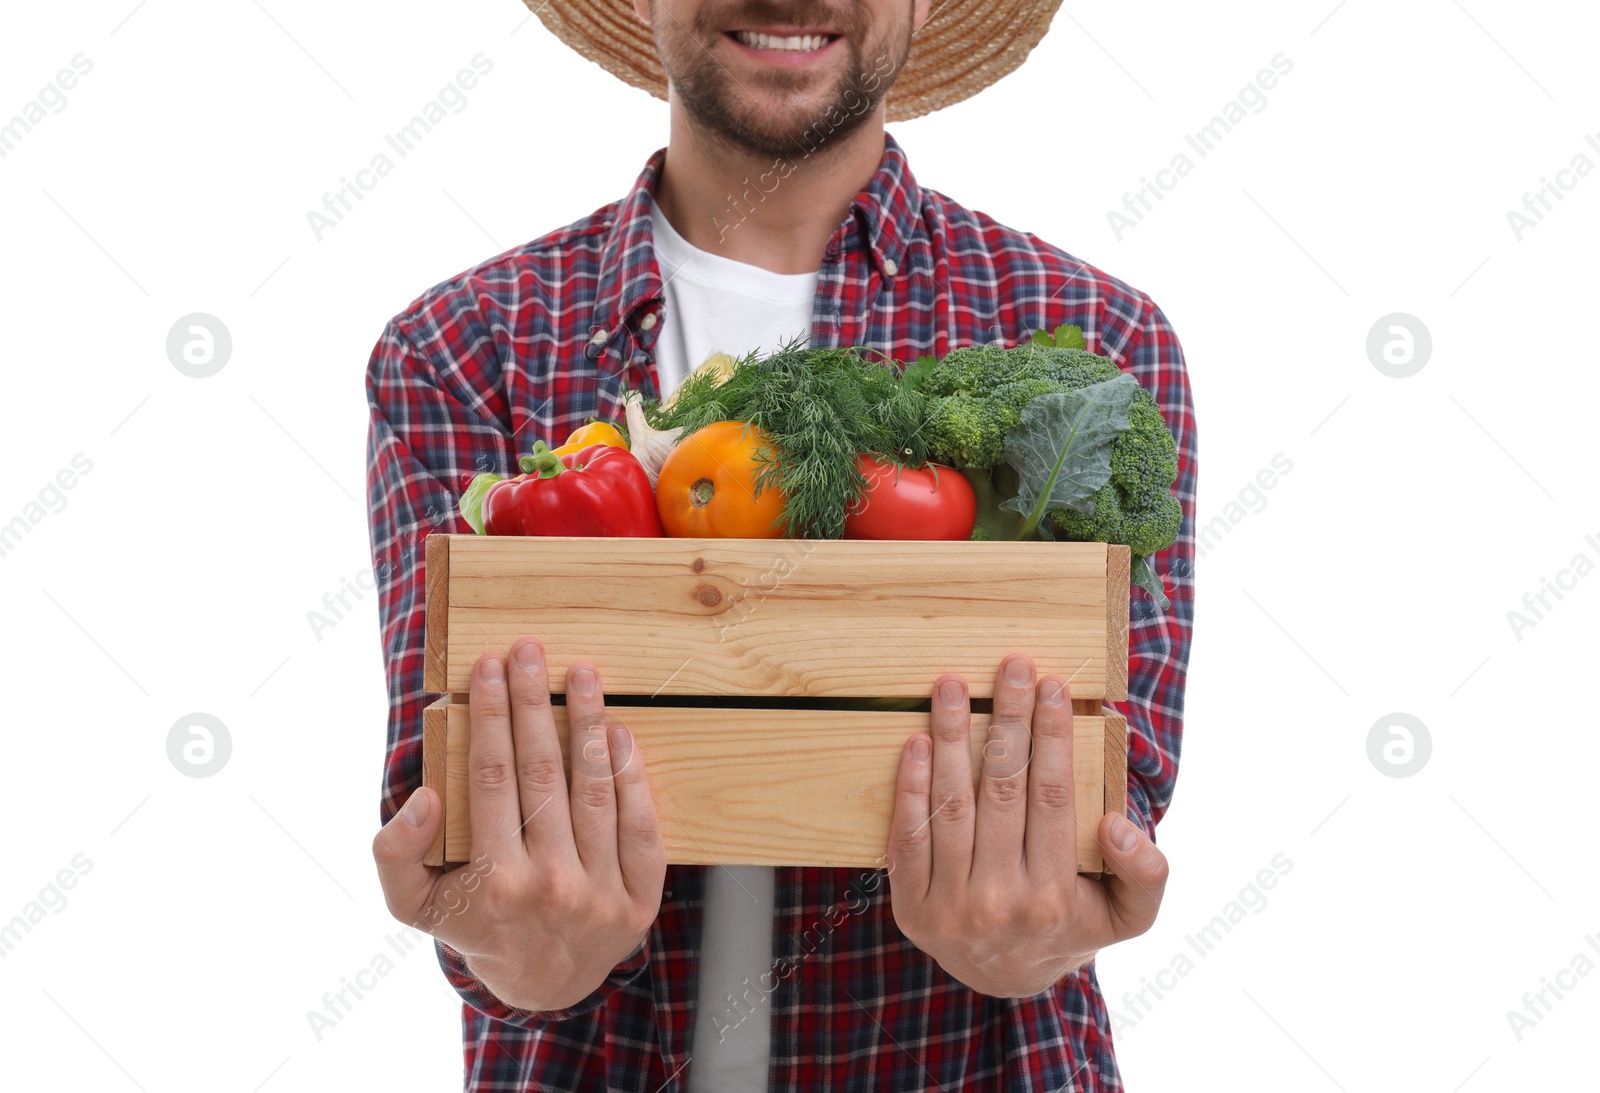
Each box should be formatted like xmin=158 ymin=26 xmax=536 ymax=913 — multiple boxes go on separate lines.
xmin=649 ymin=193 xmax=818 ymax=396
xmin=647 ymin=192 xmax=818 ymax=1092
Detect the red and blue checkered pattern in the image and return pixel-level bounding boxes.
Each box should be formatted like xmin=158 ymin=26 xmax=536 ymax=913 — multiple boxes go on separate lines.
xmin=365 ymin=132 xmax=1197 ymax=1092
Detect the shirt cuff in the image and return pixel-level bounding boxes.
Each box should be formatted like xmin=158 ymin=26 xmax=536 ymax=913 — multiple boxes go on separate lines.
xmin=435 ymin=936 xmax=651 ymax=1027
xmin=1124 ymin=777 xmax=1156 ymax=839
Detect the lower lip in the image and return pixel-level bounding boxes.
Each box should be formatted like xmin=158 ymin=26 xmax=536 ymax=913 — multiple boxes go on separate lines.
xmin=723 ymin=32 xmax=842 ymax=67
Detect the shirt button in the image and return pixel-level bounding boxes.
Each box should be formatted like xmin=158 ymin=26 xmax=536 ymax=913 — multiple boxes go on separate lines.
xmin=882 ymin=258 xmax=899 ymax=277
xmin=590 ymin=328 xmax=608 ymax=345
xmin=639 ymin=313 xmax=658 ymax=331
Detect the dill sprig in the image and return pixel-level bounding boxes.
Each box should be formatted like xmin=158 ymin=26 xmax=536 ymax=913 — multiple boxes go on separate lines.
xmin=649 ymin=336 xmax=932 ymax=538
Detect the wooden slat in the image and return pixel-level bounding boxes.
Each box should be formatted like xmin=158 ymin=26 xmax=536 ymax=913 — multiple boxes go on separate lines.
xmin=434 ymin=535 xmax=1121 ymax=700
xmin=439 ymin=704 xmax=1110 ymax=872
xmin=422 ymin=696 xmax=451 ymax=867
xmin=452 ymin=695 xmax=1106 ymax=715
xmin=1101 ymin=706 xmax=1128 ymax=877
xmin=1105 ymin=546 xmax=1129 ymax=701
xmin=424 ymin=534 xmax=450 ymax=694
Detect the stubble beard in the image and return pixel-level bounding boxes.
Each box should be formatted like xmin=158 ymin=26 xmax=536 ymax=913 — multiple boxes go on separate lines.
xmin=652 ymin=2 xmax=912 ymax=161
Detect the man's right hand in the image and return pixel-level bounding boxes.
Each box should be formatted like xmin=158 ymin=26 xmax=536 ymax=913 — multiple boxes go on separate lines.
xmin=373 ymin=638 xmax=667 ymax=1013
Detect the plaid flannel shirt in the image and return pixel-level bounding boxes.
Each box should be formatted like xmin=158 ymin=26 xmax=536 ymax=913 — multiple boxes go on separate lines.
xmin=366 ymin=131 xmax=1197 ymax=1092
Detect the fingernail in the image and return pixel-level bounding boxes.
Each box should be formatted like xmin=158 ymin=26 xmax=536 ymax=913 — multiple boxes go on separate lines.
xmin=1039 ymin=679 xmax=1064 ymax=706
xmin=1004 ymin=658 xmax=1031 ymax=687
xmin=609 ymin=724 xmax=631 ymax=756
xmin=572 ymin=668 xmax=597 ymax=695
xmin=482 ymin=656 xmax=504 ymax=682
xmin=938 ymin=679 xmax=965 ymax=709
xmin=910 ymin=736 xmax=930 ymax=762
xmin=401 ymin=789 xmax=431 ymax=828
xmin=514 ymin=642 xmax=541 ymax=669
xmin=1111 ymin=814 xmax=1139 ymax=852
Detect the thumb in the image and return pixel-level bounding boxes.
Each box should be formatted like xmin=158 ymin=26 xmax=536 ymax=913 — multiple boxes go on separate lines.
xmin=372 ymin=787 xmax=441 ymax=927
xmin=1097 ymin=812 xmax=1169 ymax=941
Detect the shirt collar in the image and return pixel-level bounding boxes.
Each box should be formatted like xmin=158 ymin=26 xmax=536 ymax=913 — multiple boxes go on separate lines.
xmin=590 ymin=130 xmax=922 ymax=352
xmin=845 ymin=130 xmax=921 ymax=279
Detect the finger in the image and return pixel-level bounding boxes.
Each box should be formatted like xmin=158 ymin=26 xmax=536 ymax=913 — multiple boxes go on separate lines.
xmin=506 ymin=639 xmax=577 ymax=864
xmin=1095 ymin=813 xmax=1170 ymax=941
xmin=610 ymin=724 xmax=667 ymax=904
xmin=927 ymin=673 xmax=975 ymax=902
xmin=566 ymin=662 xmax=620 ymax=875
xmin=972 ymin=655 xmax=1036 ymax=881
xmin=1023 ymin=675 xmax=1077 ymax=884
xmin=886 ymin=733 xmax=934 ymax=906
xmin=467 ymin=653 xmax=522 ymax=865
xmin=372 ymin=787 xmax=443 ymax=927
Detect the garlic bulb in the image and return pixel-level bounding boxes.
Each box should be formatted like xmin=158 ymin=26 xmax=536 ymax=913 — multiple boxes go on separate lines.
xmin=623 ymin=390 xmax=684 ymax=487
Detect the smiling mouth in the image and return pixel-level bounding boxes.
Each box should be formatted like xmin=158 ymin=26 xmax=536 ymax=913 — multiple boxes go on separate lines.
xmin=728 ymin=30 xmax=840 ymax=52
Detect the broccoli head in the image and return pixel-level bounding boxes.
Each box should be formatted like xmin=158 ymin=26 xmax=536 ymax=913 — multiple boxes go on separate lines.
xmin=922 ymin=344 xmax=1123 ymax=469
xmin=921 ymin=342 xmax=1181 ymax=559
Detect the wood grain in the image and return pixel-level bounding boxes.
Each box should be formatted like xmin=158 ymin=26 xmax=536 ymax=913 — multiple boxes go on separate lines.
xmin=424 ymin=534 xmax=450 ymax=694
xmin=437 ymin=703 xmax=1110 ymax=872
xmin=432 ymin=535 xmax=1122 ymax=700
xmin=1100 ymin=706 xmax=1128 ymax=878
xmin=422 ymin=696 xmax=450 ymax=867
xmin=1105 ymin=546 xmax=1129 ymax=702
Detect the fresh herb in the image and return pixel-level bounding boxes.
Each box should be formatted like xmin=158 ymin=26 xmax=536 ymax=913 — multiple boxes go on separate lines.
xmin=1031 ymin=323 xmax=1088 ymax=349
xmin=649 ymin=337 xmax=932 ymax=538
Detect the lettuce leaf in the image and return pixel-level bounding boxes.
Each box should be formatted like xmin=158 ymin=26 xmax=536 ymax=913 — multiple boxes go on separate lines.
xmin=999 ymin=374 xmax=1138 ymax=539
xmin=459 ymin=472 xmax=504 ymax=536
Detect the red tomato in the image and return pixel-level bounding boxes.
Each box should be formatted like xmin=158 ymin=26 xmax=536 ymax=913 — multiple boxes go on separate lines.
xmin=842 ymin=455 xmax=977 ymax=541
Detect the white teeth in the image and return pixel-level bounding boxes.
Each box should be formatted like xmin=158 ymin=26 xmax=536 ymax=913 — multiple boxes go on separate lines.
xmin=734 ymin=30 xmax=831 ymax=52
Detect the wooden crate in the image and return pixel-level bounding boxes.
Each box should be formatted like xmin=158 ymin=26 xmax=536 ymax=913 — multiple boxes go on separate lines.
xmin=422 ymin=534 xmax=1129 ymax=873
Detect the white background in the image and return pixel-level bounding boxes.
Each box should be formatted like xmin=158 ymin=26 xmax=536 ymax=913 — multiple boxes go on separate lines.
xmin=1 ymin=0 xmax=1596 ymax=1089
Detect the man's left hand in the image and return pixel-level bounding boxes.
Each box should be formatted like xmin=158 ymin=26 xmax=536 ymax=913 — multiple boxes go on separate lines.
xmin=886 ymin=654 xmax=1169 ymax=998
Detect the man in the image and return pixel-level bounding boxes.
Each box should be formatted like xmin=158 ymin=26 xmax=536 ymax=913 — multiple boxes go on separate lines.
xmin=368 ymin=0 xmax=1197 ymax=1089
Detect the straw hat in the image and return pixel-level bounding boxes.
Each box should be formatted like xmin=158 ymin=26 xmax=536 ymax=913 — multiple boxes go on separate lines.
xmin=522 ymin=1 xmax=1064 ymax=122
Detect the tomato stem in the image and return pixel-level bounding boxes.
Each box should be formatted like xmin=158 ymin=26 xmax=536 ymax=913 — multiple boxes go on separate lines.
xmin=689 ymin=477 xmax=715 ymax=508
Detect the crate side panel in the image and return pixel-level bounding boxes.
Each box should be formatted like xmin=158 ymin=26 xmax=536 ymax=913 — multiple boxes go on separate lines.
xmin=443 ymin=536 xmax=1113 ymax=700
xmin=441 ymin=703 xmax=1106 ymax=871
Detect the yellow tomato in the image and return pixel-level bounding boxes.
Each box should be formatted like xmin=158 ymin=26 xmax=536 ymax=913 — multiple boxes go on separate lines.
xmin=656 ymin=421 xmax=787 ymax=538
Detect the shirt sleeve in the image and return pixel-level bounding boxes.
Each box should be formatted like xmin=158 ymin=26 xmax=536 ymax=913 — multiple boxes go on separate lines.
xmin=365 ymin=317 xmax=650 ymax=1025
xmin=1112 ymin=301 xmax=1197 ymax=837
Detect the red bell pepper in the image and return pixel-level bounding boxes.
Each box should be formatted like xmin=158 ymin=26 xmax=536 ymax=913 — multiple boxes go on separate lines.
xmin=470 ymin=442 xmax=664 ymax=538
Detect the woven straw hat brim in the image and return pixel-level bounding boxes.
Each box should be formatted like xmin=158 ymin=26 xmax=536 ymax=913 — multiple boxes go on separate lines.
xmin=526 ymin=1 xmax=1063 ymax=123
